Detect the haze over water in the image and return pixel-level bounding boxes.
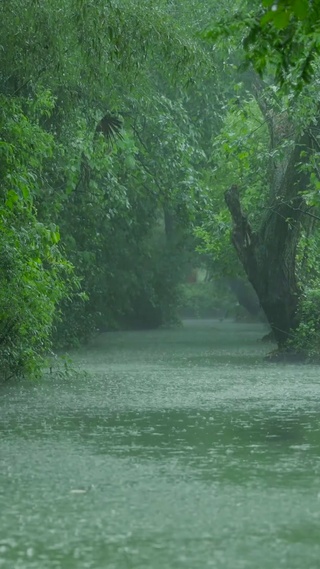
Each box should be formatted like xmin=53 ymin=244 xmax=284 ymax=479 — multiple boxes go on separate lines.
xmin=1 ymin=320 xmax=320 ymax=568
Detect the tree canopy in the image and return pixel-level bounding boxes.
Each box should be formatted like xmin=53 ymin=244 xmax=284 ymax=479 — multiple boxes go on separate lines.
xmin=2 ymin=0 xmax=320 ymax=380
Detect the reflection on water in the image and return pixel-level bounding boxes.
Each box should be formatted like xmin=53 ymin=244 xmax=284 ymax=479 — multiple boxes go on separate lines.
xmin=1 ymin=320 xmax=320 ymax=568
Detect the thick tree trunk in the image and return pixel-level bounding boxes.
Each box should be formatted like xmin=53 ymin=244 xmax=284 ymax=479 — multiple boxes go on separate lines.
xmin=225 ymin=186 xmax=300 ymax=345
xmin=224 ymin=132 xmax=313 ymax=347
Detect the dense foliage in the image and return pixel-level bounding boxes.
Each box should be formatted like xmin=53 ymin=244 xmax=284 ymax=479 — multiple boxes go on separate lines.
xmin=2 ymin=0 xmax=320 ymax=380
xmin=0 ymin=0 xmax=212 ymax=379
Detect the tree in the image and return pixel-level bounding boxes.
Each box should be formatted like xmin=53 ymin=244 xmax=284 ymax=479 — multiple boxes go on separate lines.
xmin=243 ymin=0 xmax=320 ymax=92
xmin=0 ymin=0 xmax=217 ymax=376
xmin=0 ymin=94 xmax=75 ymax=380
xmin=200 ymin=1 xmax=320 ymax=352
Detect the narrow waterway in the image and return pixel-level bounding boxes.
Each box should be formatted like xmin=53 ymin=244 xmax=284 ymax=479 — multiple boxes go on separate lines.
xmin=1 ymin=320 xmax=320 ymax=569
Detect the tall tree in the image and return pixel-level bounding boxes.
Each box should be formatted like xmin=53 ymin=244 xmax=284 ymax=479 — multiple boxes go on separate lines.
xmin=201 ymin=1 xmax=320 ymax=351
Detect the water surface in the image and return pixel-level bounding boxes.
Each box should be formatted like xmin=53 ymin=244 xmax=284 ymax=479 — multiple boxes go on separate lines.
xmin=1 ymin=320 xmax=320 ymax=568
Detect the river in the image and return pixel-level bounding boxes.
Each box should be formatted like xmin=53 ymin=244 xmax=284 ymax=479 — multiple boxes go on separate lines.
xmin=1 ymin=320 xmax=320 ymax=568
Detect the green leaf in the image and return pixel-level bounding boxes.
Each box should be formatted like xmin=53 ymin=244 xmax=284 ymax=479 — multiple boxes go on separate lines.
xmin=51 ymin=231 xmax=60 ymax=244
xmin=272 ymin=9 xmax=291 ymax=29
xmin=21 ymin=183 xmax=31 ymax=201
xmin=293 ymin=0 xmax=309 ymax=20
xmin=260 ymin=11 xmax=277 ymax=26
xmin=5 ymin=190 xmax=19 ymax=210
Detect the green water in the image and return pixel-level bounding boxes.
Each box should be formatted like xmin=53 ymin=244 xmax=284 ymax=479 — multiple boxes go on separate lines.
xmin=1 ymin=320 xmax=320 ymax=569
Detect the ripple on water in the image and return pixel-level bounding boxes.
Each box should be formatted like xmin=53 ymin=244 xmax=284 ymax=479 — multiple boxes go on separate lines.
xmin=1 ymin=320 xmax=320 ymax=569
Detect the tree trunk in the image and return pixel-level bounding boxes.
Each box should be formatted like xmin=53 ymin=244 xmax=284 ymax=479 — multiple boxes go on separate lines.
xmin=226 ymin=277 xmax=261 ymax=318
xmin=224 ymin=130 xmax=313 ymax=347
